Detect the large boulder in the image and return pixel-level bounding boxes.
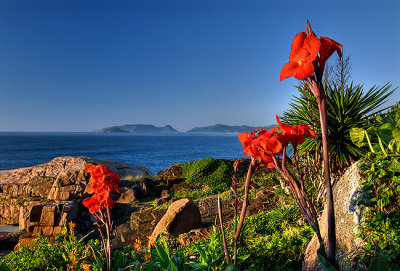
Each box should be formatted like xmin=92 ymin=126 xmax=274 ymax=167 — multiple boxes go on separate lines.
xmin=302 ymin=162 xmax=369 ymax=271
xmin=0 ymin=156 xmax=152 ymax=202
xmin=152 ymin=198 xmax=202 ymax=238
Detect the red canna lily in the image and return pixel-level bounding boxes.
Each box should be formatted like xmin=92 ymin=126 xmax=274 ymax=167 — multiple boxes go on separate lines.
xmin=280 ymin=32 xmax=321 ymax=81
xmin=319 ymin=36 xmax=342 ymax=67
xmin=276 ymin=115 xmax=316 ymax=150
xmin=281 ymin=22 xmax=342 ymax=82
xmin=238 ymin=126 xmax=288 ymax=168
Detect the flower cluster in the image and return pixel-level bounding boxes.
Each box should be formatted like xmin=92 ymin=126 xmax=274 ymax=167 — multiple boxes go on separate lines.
xmin=280 ymin=21 xmax=342 ymax=82
xmin=82 ymin=164 xmax=121 ymax=213
xmin=238 ymin=117 xmax=316 ymax=168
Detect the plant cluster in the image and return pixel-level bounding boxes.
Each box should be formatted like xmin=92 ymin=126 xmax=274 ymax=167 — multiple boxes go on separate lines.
xmin=180 ymin=158 xmax=234 ymax=190
xmin=1 ymin=224 xmax=102 ymax=271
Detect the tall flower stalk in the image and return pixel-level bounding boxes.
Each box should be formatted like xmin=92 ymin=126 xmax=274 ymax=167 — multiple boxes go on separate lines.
xmin=82 ymin=164 xmax=121 ymax=271
xmin=280 ymin=21 xmax=342 ymax=265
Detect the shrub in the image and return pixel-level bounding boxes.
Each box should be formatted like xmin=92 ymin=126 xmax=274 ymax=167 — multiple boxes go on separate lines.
xmin=357 ymin=154 xmax=400 ymax=269
xmin=180 ymin=158 xmax=234 ymax=190
xmin=282 ymin=83 xmax=394 ymax=173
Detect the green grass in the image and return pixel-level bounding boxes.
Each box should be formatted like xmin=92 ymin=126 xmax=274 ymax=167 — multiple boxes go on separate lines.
xmin=179 ymin=158 xmax=234 ymax=190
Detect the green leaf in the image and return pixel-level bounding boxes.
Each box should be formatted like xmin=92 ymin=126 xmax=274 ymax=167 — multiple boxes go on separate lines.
xmin=0 ymin=262 xmax=10 ymax=271
xmin=194 ymin=243 xmax=209 ymax=265
xmin=392 ymin=129 xmax=400 ymax=148
xmin=221 ymin=263 xmax=240 ymax=271
xmin=366 ymin=253 xmax=389 ymax=271
xmin=155 ymin=243 xmax=170 ymax=269
xmin=350 ymin=127 xmax=366 ymax=147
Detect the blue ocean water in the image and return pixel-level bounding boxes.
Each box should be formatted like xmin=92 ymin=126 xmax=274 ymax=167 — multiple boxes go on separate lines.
xmin=0 ymin=132 xmax=246 ymax=174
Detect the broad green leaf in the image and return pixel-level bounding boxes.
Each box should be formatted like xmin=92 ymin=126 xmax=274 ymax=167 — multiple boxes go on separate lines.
xmin=392 ymin=128 xmax=400 ymax=144
xmin=155 ymin=243 xmax=170 ymax=268
xmin=221 ymin=263 xmax=240 ymax=271
xmin=366 ymin=253 xmax=389 ymax=271
xmin=350 ymin=127 xmax=366 ymax=147
xmin=376 ymin=123 xmax=395 ymax=146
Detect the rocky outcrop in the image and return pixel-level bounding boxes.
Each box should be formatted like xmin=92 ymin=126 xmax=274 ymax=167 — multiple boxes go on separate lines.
xmin=302 ymin=162 xmax=369 ymax=271
xmin=0 ymin=156 xmax=153 ymax=250
xmin=0 ymin=156 xmax=153 ymax=202
xmin=152 ymin=199 xmax=202 ymax=238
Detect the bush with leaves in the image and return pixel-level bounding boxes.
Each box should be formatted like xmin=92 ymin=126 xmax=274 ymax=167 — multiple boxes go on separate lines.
xmin=282 ymin=82 xmax=395 ymax=173
xmin=180 ymin=158 xmax=234 ymax=190
xmin=357 ymin=153 xmax=400 ymax=270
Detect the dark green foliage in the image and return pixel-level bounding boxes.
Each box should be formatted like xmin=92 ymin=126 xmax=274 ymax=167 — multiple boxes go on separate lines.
xmin=1 ymin=234 xmax=102 ymax=271
xmin=180 ymin=158 xmax=234 ymax=190
xmin=282 ymin=83 xmax=395 ymax=172
xmin=357 ymin=154 xmax=400 ymax=270
xmin=236 ymin=205 xmax=313 ymax=271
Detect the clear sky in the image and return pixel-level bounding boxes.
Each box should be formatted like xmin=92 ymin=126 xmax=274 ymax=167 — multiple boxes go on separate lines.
xmin=0 ymin=0 xmax=399 ymax=132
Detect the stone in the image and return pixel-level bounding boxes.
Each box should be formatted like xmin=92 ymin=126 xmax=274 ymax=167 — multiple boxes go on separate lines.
xmin=135 ymin=178 xmax=157 ymax=198
xmin=155 ymin=165 xmax=184 ymax=184
xmin=302 ymin=162 xmax=369 ymax=271
xmin=152 ymin=198 xmax=202 ymax=238
xmin=117 ymin=187 xmax=138 ymax=203
xmin=0 ymin=198 xmax=21 ymax=225
xmin=0 ymin=227 xmax=25 ymax=251
xmin=155 ymin=195 xmax=172 ymax=206
xmin=111 ymin=207 xmax=167 ymax=248
xmin=0 ymin=156 xmax=153 ymax=202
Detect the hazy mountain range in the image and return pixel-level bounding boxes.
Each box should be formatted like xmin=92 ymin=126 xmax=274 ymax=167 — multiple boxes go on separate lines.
xmin=94 ymin=124 xmax=275 ymax=134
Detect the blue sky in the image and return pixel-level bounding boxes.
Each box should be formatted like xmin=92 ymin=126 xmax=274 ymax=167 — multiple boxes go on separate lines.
xmin=0 ymin=0 xmax=399 ymax=132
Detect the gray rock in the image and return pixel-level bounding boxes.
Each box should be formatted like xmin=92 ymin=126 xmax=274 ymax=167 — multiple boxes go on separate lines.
xmin=302 ymin=161 xmax=369 ymax=271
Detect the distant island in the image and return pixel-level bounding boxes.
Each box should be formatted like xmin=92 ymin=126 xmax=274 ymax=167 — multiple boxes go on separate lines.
xmin=94 ymin=124 xmax=178 ymax=133
xmin=186 ymin=124 xmax=275 ymax=133
xmin=95 ymin=124 xmax=276 ymax=134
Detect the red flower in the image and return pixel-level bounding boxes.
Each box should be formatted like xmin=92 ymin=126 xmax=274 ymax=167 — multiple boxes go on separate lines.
xmin=276 ymin=115 xmax=316 ymax=149
xmin=238 ymin=127 xmax=288 ymax=168
xmin=133 ymin=238 xmax=142 ymax=250
xmin=85 ymin=164 xmax=121 ymax=194
xmin=280 ymin=32 xmax=321 ymax=81
xmin=83 ymin=164 xmax=120 ymax=214
xmin=319 ymin=36 xmax=342 ymax=66
xmin=144 ymin=253 xmax=151 ymax=262
xmin=281 ymin=22 xmax=342 ymax=82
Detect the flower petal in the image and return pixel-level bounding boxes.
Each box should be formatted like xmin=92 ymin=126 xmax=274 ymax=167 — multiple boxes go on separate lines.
xmin=280 ymin=61 xmax=299 ymax=81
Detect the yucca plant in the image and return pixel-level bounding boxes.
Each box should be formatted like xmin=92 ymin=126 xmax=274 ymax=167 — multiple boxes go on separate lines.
xmin=281 ymin=82 xmax=395 ymax=174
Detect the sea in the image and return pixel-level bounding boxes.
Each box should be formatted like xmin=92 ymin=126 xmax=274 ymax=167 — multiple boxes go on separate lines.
xmin=0 ymin=132 xmax=246 ymax=175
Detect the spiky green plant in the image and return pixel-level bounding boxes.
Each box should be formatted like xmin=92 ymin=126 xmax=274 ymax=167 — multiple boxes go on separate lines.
xmin=281 ymin=82 xmax=395 ymax=173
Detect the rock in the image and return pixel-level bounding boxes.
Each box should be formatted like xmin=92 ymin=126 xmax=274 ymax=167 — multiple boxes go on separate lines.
xmin=155 ymin=195 xmax=172 ymax=206
xmin=0 ymin=198 xmax=21 ymax=225
xmin=111 ymin=207 xmax=167 ymax=248
xmin=117 ymin=187 xmax=138 ymax=204
xmin=0 ymin=156 xmax=153 ymax=202
xmin=0 ymin=226 xmax=25 ymax=251
xmin=302 ymin=162 xmax=369 ymax=271
xmin=135 ymin=178 xmax=157 ymax=198
xmin=177 ymin=227 xmax=215 ymax=246
xmin=19 ymin=201 xmax=80 ymax=233
xmin=197 ymin=197 xmax=233 ymax=223
xmin=152 ymin=198 xmax=202 ymax=238
xmin=155 ymin=165 xmax=184 ymax=184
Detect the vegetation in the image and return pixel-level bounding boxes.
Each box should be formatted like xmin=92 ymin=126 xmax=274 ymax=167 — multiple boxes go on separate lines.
xmin=179 ymin=158 xmax=234 ymax=190
xmin=282 ymin=83 xmax=395 ymax=173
